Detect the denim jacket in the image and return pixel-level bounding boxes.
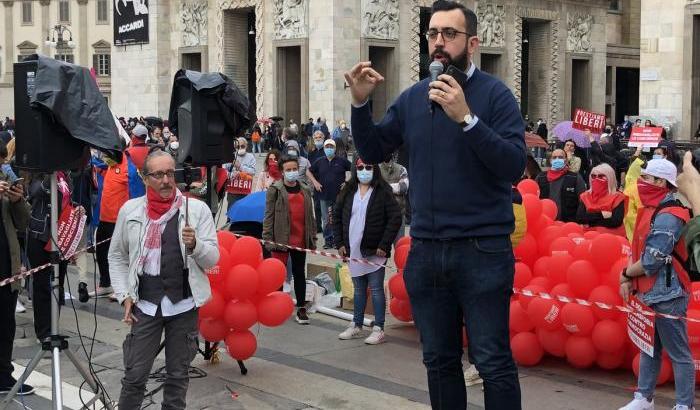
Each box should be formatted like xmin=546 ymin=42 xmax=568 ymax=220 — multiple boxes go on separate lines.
xmin=640 ymin=194 xmax=687 ymax=305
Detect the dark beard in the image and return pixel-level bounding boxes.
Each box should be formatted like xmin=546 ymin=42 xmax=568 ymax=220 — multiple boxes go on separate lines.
xmin=430 ymin=47 xmax=469 ymax=71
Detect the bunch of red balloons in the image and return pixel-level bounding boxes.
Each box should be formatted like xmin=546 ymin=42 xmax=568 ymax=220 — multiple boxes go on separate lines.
xmin=511 ymin=179 xmax=676 ymax=384
xmin=388 ymin=236 xmax=413 ymax=322
xmin=198 ymin=231 xmax=294 ymax=361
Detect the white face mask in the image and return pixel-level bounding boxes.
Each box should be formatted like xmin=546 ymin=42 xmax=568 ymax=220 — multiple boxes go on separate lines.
xmin=237 ymin=148 xmax=246 ymax=156
xmin=170 ymin=141 xmax=179 ymax=150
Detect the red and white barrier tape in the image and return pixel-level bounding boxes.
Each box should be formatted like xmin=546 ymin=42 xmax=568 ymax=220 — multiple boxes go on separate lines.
xmin=0 ymin=237 xmax=112 ymax=288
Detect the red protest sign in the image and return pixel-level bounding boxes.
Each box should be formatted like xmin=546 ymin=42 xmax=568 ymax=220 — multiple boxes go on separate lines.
xmin=226 ymin=172 xmax=253 ymax=195
xmin=627 ymin=295 xmax=655 ymax=357
xmin=628 ymin=127 xmax=663 ymax=148
xmin=572 ymin=109 xmax=606 ymax=134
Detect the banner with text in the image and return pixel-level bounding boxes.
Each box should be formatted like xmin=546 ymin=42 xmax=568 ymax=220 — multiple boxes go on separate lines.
xmin=572 ymin=109 xmax=606 ymax=134
xmin=114 ymin=0 xmax=150 ymax=46
xmin=627 ymin=295 xmax=655 ymax=357
xmin=628 ymin=127 xmax=664 ymax=148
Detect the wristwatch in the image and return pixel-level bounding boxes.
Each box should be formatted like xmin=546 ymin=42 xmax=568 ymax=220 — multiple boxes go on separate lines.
xmin=460 ymin=113 xmax=474 ymax=128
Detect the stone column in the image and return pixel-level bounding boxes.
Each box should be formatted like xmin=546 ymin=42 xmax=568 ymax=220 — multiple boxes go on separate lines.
xmin=3 ymin=1 xmax=14 ymax=84
xmin=77 ymin=0 xmax=88 ymax=65
xmin=40 ymin=0 xmax=50 ymax=55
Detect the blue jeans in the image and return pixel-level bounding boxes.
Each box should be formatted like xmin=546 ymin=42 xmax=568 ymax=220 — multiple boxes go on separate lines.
xmin=252 ymin=141 xmax=263 ymax=153
xmin=320 ymin=199 xmax=335 ymax=245
xmin=638 ymin=295 xmax=695 ymax=407
xmin=404 ymin=236 xmax=521 ymax=410
xmin=351 ymin=268 xmax=386 ymax=329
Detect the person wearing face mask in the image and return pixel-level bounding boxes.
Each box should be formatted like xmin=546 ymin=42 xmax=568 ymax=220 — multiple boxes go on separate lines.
xmin=332 ymin=158 xmax=401 ymax=345
xmin=253 ymin=150 xmax=282 ymax=192
xmin=262 ymin=155 xmax=317 ymax=325
xmin=535 ymin=149 xmax=586 ymax=222
xmin=575 ymin=163 xmax=627 ymax=236
xmin=307 ymin=131 xmax=326 ymax=234
xmin=165 ymin=134 xmax=180 ymax=158
xmin=284 ymin=140 xmax=313 ymax=185
xmin=223 ymin=137 xmax=257 ymax=208
xmin=308 ymin=139 xmax=351 ymax=249
xmin=379 ymin=153 xmax=409 ymax=242
xmin=618 ymin=159 xmax=695 ymax=410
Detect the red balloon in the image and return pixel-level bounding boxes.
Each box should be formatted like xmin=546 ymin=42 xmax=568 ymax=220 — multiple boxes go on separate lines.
xmin=230 ymin=236 xmax=263 ymax=268
xmin=607 ymin=257 xmax=629 ymax=290
xmin=541 ymin=199 xmax=558 ymax=220
xmin=548 ymin=253 xmax=574 ymax=285
xmin=583 ymin=231 xmax=600 ymax=240
xmin=225 ymin=264 xmax=259 ymax=301
xmin=537 ymin=328 xmax=569 ymax=357
xmin=511 ymin=332 xmax=544 ymax=366
xmin=388 ymin=274 xmax=409 ymax=300
xmin=550 ymin=236 xmax=576 ymax=256
xmin=527 ymin=297 xmax=562 ymax=330
xmin=394 ymin=245 xmax=410 ymax=270
xmin=567 ymin=260 xmax=600 ymax=299
xmin=396 ymin=236 xmax=411 ymax=249
xmin=561 ymin=303 xmax=596 ymax=336
xmin=632 ymin=353 xmax=673 ymax=385
xmin=591 ymin=320 xmax=625 ymax=353
xmin=589 ymin=234 xmax=622 ymax=274
xmin=522 ymin=194 xmax=543 ymax=225
xmin=390 ymin=297 xmax=413 ymax=322
xmin=529 ymin=276 xmax=552 ymax=292
xmin=596 ymin=349 xmax=625 ymax=370
xmin=510 ymin=300 xmax=535 ymax=333
xmin=530 ymin=214 xmax=554 ymax=237
xmin=257 ymin=258 xmax=287 ymax=295
xmin=207 ymin=247 xmax=231 ymax=281
xmin=257 ymin=291 xmax=294 ymax=327
xmin=199 ymin=289 xmax=226 ymax=320
xmin=517 ymin=179 xmax=540 ymax=197
xmin=225 ymin=330 xmax=257 ymax=360
xmin=519 ymin=285 xmax=546 ymax=311
xmin=224 ymin=299 xmax=258 ymax=330
xmin=561 ymin=222 xmax=584 ymax=236
xmin=571 ymin=240 xmax=591 ymax=261
xmin=687 ymin=309 xmax=700 ymax=346
xmin=533 ymin=256 xmax=551 ymax=278
xmin=199 ymin=318 xmax=229 ymax=342
xmin=217 ymin=230 xmax=237 ymax=252
xmin=514 ymin=262 xmax=533 ymax=289
xmin=589 ymin=286 xmax=623 ymax=320
xmin=551 ymin=283 xmax=575 ymax=300
xmin=514 ymin=234 xmax=537 ymax=268
xmin=565 ymin=336 xmax=597 ymax=368
xmin=538 ymin=226 xmax=564 ymax=256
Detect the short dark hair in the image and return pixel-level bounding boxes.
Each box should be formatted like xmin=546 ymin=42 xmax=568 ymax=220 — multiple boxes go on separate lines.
xmin=277 ymin=155 xmax=299 ymax=172
xmin=431 ymin=1 xmax=477 ymax=35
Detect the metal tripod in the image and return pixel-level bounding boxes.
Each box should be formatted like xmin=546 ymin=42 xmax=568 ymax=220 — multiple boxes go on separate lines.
xmin=0 ymin=173 xmax=114 ymax=410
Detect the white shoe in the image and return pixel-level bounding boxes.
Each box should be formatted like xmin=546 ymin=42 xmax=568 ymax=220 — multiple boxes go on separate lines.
xmin=619 ymin=392 xmax=654 ymax=410
xmin=364 ymin=326 xmax=385 ymax=345
xmin=672 ymin=405 xmax=693 ymax=410
xmin=464 ymin=364 xmax=483 ymax=387
xmin=88 ymin=286 xmax=113 ymax=298
xmin=15 ymin=300 xmax=26 ymax=313
xmin=338 ymin=324 xmax=362 ymax=340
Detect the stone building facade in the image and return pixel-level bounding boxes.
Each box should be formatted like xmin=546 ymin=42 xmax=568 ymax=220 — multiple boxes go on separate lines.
xmin=1 ymin=0 xmax=641 ymax=135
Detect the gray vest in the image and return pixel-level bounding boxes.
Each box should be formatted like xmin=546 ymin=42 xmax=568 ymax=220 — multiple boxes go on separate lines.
xmin=138 ymin=212 xmax=191 ymax=304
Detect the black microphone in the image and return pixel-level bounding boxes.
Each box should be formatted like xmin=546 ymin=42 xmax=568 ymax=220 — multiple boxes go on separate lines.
xmin=429 ymin=61 xmax=444 ymax=113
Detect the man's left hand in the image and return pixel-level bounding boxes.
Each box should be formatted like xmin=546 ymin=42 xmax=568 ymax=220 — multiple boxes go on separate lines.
xmin=182 ymin=226 xmax=196 ymax=250
xmin=428 ymin=74 xmax=471 ymax=124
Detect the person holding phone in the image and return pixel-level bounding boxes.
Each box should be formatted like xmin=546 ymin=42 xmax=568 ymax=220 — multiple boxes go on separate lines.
xmin=345 ymin=1 xmax=525 ymax=408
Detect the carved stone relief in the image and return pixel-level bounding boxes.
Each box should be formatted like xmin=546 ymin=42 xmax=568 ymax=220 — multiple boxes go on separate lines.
xmin=362 ymin=0 xmax=399 ymax=40
xmin=273 ymin=0 xmax=307 ymax=40
xmin=181 ymin=1 xmax=208 ymax=47
xmin=476 ymin=3 xmax=505 ymax=48
xmin=566 ymin=13 xmax=593 ymax=53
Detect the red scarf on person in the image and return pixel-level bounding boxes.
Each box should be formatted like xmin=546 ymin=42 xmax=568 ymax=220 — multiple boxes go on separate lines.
xmin=637 ymin=179 xmax=670 ymax=208
xmin=546 ymin=167 xmax=569 ymax=182
xmin=146 ymin=187 xmax=177 ymax=219
xmin=268 ymin=160 xmax=282 ymax=181
xmin=580 ymin=179 xmax=627 ymax=212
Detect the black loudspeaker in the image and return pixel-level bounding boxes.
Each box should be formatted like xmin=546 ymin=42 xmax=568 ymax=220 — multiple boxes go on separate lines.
xmin=13 ymin=60 xmax=86 ymax=171
xmin=175 ymin=84 xmax=234 ymax=166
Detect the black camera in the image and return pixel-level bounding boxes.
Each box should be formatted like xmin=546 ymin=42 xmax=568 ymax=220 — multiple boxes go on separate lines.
xmin=175 ymin=166 xmax=202 ymax=185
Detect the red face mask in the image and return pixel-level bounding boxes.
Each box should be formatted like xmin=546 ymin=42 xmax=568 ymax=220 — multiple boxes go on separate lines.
xmin=590 ymin=177 xmax=608 ymax=201
xmin=268 ymin=159 xmax=281 ymax=180
xmin=637 ymin=178 xmax=669 ymax=208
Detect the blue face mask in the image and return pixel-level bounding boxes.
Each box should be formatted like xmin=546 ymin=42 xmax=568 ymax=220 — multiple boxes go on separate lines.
xmin=551 ymin=158 xmax=566 ymax=171
xmin=324 ymin=147 xmax=335 ymax=158
xmin=357 ymin=170 xmax=373 ymax=184
xmin=284 ymin=171 xmax=298 ymax=183
xmin=652 ymin=154 xmax=663 ymax=160
xmin=314 ymin=141 xmax=323 ymax=149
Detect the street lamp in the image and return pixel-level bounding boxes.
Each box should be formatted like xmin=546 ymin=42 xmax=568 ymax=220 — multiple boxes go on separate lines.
xmin=45 ymin=24 xmax=75 ymax=50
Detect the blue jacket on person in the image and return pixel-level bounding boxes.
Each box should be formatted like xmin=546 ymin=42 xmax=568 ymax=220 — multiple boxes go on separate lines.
xmin=351 ymin=67 xmax=526 ymax=239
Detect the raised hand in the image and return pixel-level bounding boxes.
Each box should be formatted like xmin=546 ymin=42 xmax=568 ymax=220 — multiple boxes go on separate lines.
xmin=344 ymin=62 xmax=385 ymax=106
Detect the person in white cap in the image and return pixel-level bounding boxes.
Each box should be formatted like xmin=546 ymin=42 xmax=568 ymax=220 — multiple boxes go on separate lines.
xmin=618 ymin=158 xmax=695 ymax=410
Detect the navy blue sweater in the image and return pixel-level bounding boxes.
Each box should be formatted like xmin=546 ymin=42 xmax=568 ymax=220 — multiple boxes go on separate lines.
xmin=351 ymin=68 xmax=526 ymax=239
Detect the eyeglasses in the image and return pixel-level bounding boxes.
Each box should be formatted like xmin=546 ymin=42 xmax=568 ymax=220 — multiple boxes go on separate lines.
xmin=425 ymin=28 xmax=473 ymax=42
xmin=146 ymin=170 xmax=175 ymax=180
xmin=590 ymin=174 xmax=608 ymax=180
xmin=357 ymin=165 xmax=373 ymax=171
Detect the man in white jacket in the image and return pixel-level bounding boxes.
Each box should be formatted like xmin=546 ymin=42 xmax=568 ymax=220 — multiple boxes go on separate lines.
xmin=109 ymin=149 xmax=219 ymax=410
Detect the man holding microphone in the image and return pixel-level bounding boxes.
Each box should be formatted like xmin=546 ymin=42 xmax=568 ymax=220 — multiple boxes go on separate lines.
xmin=344 ymin=1 xmax=526 ymax=408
